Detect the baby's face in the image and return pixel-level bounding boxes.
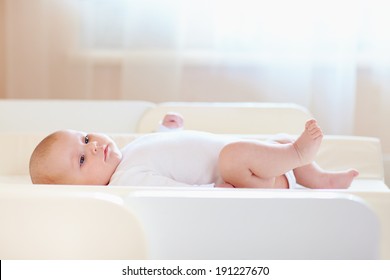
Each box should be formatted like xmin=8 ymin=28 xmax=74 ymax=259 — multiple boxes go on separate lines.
xmin=47 ymin=130 xmax=122 ymax=185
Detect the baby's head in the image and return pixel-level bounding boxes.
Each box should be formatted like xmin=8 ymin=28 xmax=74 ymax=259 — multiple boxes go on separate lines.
xmin=29 ymin=130 xmax=122 ymax=185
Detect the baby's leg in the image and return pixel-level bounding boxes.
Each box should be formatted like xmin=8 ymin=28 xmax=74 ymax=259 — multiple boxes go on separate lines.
xmin=269 ymin=133 xmax=359 ymax=189
xmin=218 ymin=119 xmax=323 ymax=188
xmin=293 ymin=119 xmax=323 ymax=165
xmin=294 ymin=163 xmax=359 ymax=189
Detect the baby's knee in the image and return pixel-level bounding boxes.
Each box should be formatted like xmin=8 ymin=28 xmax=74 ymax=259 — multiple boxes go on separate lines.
xmin=269 ymin=133 xmax=295 ymax=144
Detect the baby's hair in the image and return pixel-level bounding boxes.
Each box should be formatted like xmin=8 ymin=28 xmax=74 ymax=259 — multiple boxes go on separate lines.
xmin=29 ymin=131 xmax=62 ymax=184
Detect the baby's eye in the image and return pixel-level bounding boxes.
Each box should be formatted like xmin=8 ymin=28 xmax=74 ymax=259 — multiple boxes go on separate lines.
xmin=80 ymin=155 xmax=85 ymax=166
xmin=84 ymin=135 xmax=89 ymax=144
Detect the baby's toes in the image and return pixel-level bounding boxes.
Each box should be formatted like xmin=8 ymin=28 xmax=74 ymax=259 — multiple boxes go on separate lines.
xmin=311 ymin=128 xmax=323 ymax=139
xmin=305 ymin=119 xmax=317 ymax=129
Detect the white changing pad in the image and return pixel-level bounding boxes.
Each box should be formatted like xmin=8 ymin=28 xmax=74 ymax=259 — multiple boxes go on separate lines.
xmin=0 ymin=132 xmax=387 ymax=191
xmin=293 ymin=179 xmax=389 ymax=191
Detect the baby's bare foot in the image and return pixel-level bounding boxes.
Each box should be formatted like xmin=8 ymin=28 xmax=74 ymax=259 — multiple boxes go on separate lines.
xmin=293 ymin=119 xmax=323 ymax=165
xmin=320 ymin=169 xmax=359 ymax=189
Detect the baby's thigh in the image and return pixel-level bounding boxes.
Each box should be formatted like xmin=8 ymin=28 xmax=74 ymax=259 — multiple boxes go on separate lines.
xmin=219 ymin=157 xmax=277 ymax=188
xmin=218 ymin=143 xmax=249 ymax=184
xmin=217 ymin=143 xmax=271 ymax=188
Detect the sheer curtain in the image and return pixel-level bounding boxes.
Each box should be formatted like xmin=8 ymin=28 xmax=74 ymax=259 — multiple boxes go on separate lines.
xmin=3 ymin=0 xmax=390 ymax=138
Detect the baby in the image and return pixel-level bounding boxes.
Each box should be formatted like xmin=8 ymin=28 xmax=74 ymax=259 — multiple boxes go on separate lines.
xmin=29 ymin=116 xmax=359 ymax=189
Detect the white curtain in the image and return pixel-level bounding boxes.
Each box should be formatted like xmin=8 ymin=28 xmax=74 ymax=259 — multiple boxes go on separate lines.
xmin=3 ymin=0 xmax=390 ymax=138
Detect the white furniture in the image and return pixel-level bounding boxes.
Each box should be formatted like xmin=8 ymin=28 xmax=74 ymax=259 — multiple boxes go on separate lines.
xmin=0 ymin=186 xmax=146 ymax=259
xmin=0 ymin=184 xmax=379 ymax=260
xmin=137 ymin=101 xmax=311 ymax=134
xmin=0 ymin=99 xmax=388 ymax=259
xmin=0 ymin=99 xmax=155 ymax=133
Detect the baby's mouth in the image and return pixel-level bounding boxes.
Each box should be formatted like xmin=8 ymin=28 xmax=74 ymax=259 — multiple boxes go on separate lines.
xmin=104 ymin=145 xmax=108 ymax=161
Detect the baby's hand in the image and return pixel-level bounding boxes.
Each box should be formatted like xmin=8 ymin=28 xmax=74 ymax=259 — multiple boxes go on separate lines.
xmin=161 ymin=112 xmax=184 ymax=129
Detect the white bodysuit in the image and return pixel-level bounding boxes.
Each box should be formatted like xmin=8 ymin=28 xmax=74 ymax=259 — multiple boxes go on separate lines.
xmin=108 ymin=130 xmax=297 ymax=188
xmin=109 ymin=131 xmax=232 ymax=187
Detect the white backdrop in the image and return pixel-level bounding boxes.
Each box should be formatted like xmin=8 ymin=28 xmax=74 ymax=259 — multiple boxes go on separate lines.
xmin=3 ymin=0 xmax=390 ymax=140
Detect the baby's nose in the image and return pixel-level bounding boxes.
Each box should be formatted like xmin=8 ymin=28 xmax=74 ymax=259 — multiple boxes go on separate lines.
xmin=89 ymin=141 xmax=102 ymax=153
